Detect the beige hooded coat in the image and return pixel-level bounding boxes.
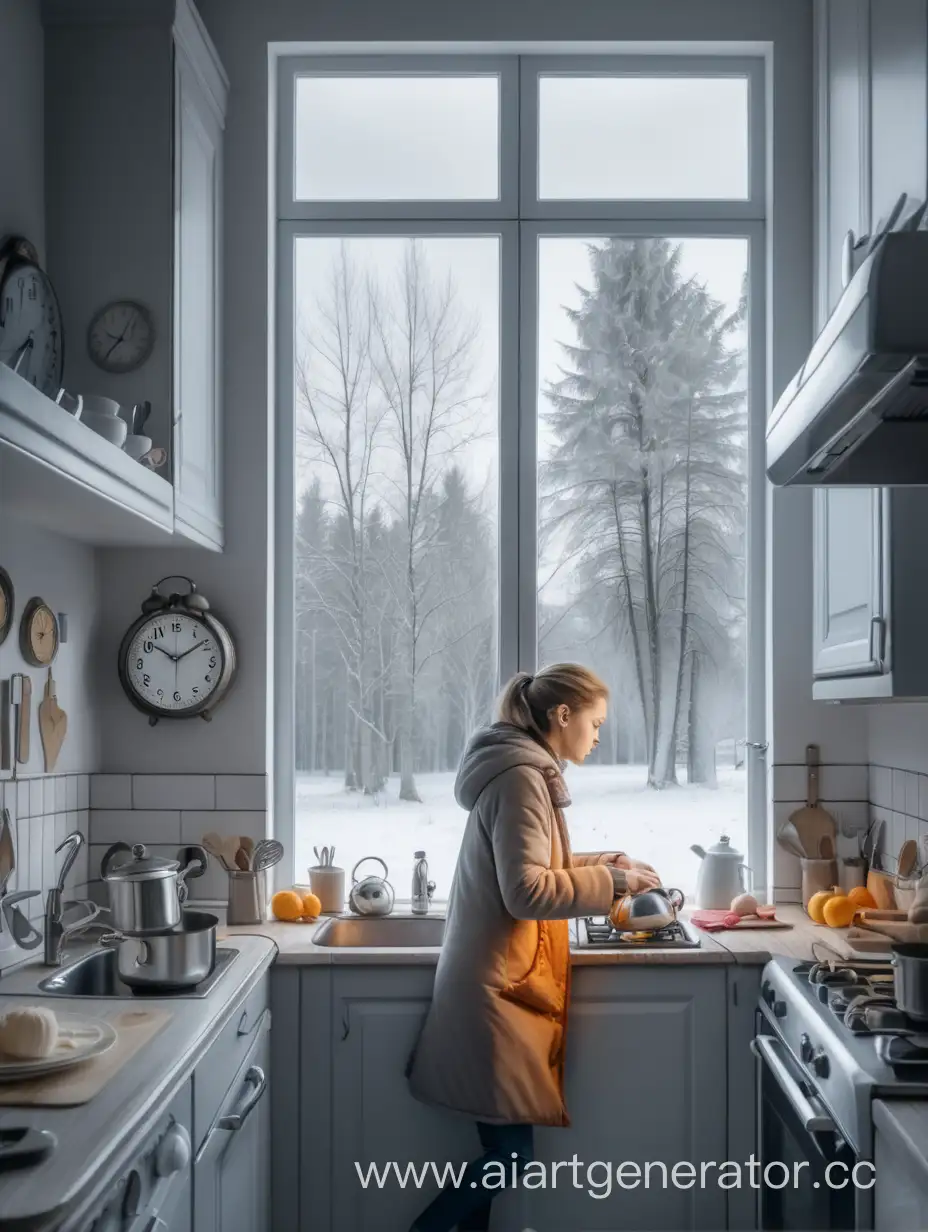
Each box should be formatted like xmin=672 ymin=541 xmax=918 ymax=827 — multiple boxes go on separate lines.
xmin=405 ymin=724 xmax=624 ymax=1127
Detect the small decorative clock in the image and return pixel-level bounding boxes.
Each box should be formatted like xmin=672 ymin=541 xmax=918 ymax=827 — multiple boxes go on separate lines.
xmin=0 ymin=235 xmax=64 ymax=397
xmin=118 ymin=576 xmax=237 ymax=725
xmin=0 ymin=567 xmax=13 ymax=647
xmin=20 ymin=598 xmax=59 ymax=666
xmin=87 ymin=299 xmax=154 ymax=374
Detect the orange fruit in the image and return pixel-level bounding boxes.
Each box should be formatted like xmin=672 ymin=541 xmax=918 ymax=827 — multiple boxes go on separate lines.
xmin=807 ymin=888 xmax=839 ymax=924
xmin=301 ymin=892 xmax=322 ymax=920
xmin=271 ymin=890 xmax=304 ymax=922
xmin=822 ymin=894 xmax=857 ymax=928
xmin=847 ymin=886 xmax=877 ymax=910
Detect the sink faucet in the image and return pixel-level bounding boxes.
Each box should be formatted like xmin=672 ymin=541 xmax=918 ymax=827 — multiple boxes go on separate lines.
xmin=411 ymin=851 xmax=436 ymax=916
xmin=44 ymin=832 xmax=102 ymax=967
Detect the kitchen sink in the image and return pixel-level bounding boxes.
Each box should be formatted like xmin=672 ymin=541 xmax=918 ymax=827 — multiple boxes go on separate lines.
xmin=312 ymin=914 xmax=445 ymax=948
xmin=36 ymin=947 xmax=238 ymax=998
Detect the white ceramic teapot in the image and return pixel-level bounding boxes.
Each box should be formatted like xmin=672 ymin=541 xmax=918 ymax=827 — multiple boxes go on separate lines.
xmin=690 ymin=835 xmax=753 ymax=909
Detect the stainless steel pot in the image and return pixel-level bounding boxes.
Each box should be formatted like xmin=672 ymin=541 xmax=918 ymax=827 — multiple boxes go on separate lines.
xmin=101 ymin=843 xmax=205 ymax=935
xmin=103 ymin=910 xmax=218 ymax=990
xmin=892 ymin=942 xmax=928 ymax=1023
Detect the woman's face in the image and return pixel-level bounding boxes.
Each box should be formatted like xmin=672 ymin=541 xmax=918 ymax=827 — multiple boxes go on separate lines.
xmin=548 ymin=695 xmax=607 ymax=764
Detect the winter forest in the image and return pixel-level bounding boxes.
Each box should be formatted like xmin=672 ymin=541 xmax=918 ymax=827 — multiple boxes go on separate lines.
xmin=292 ymin=234 xmax=749 ymax=887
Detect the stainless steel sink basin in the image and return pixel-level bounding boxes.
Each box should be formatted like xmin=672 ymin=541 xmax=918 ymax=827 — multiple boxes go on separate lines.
xmin=312 ymin=914 xmax=445 ymax=948
xmin=36 ymin=947 xmax=238 ymax=998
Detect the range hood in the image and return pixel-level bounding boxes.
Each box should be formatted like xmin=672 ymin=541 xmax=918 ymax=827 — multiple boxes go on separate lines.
xmin=766 ymin=231 xmax=928 ymax=486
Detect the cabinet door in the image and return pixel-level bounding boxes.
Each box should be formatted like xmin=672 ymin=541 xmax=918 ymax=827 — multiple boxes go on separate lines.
xmin=330 ymin=968 xmax=476 ymax=1232
xmin=870 ymin=0 xmax=928 ymax=228
xmin=194 ymin=1017 xmax=270 ymax=1232
xmin=813 ymin=487 xmax=885 ymax=677
xmin=525 ymin=967 xmax=729 ymax=1232
xmin=173 ymin=40 xmax=223 ymax=549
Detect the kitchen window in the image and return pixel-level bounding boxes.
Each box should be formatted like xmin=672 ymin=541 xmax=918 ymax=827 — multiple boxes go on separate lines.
xmin=276 ymin=55 xmax=766 ymax=896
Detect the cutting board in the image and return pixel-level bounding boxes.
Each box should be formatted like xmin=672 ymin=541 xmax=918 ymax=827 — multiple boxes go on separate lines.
xmin=38 ymin=669 xmax=67 ymax=773
xmin=0 ymin=1006 xmax=171 ymax=1107
xmin=690 ymin=910 xmax=793 ymax=932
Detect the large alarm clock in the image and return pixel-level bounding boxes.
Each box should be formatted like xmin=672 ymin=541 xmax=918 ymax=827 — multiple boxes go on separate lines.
xmin=0 ymin=235 xmax=64 ymax=398
xmin=118 ymin=577 xmax=236 ymax=725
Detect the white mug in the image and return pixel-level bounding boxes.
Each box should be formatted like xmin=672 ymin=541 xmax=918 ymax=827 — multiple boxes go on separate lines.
xmin=55 ymin=388 xmax=83 ymax=418
xmin=80 ymin=394 xmax=122 ymax=418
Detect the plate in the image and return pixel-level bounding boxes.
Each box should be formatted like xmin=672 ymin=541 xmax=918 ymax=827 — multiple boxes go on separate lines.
xmin=0 ymin=1011 xmax=117 ymax=1081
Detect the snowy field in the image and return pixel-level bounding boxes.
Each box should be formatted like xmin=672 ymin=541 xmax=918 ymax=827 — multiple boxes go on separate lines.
xmin=295 ymin=764 xmax=747 ymax=902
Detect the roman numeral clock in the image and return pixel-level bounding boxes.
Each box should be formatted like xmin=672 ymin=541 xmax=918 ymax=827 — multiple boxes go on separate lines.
xmin=118 ymin=577 xmax=237 ymax=725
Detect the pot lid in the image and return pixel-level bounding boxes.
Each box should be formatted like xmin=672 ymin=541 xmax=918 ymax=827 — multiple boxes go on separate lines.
xmin=704 ymin=835 xmax=744 ymax=858
xmin=105 ymin=842 xmax=179 ymax=881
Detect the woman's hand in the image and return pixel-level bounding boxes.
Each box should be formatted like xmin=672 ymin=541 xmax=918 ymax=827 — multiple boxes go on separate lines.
xmin=613 ymin=854 xmax=660 ymax=877
xmin=624 ymin=867 xmax=662 ymax=894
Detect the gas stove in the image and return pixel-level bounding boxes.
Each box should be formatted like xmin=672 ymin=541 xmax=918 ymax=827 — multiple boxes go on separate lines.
xmin=759 ymin=954 xmax=928 ymax=1156
xmin=576 ymin=916 xmax=701 ymax=948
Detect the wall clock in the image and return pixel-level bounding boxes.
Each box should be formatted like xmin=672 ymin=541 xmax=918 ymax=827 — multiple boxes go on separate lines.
xmin=87 ymin=300 xmax=155 ymax=374
xmin=0 ymin=567 xmax=13 ymax=647
xmin=0 ymin=235 xmax=64 ymax=398
xmin=117 ymin=576 xmax=237 ymax=726
xmin=20 ymin=598 xmax=59 ymax=666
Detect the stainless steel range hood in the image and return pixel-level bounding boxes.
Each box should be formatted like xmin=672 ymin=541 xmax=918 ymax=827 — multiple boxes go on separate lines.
xmin=766 ymin=230 xmax=928 ymax=486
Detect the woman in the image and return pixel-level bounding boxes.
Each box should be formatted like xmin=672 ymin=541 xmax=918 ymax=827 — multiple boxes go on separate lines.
xmin=406 ymin=664 xmax=661 ymax=1232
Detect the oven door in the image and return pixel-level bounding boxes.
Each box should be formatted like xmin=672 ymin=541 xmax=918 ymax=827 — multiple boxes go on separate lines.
xmin=752 ymin=1017 xmax=860 ymax=1231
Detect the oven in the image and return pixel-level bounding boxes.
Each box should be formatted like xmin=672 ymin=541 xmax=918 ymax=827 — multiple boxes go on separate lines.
xmin=752 ymin=1012 xmax=870 ymax=1231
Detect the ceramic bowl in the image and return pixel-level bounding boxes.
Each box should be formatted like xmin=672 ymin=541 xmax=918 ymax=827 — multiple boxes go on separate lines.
xmin=80 ymin=394 xmax=122 ymax=418
xmin=82 ymin=411 xmax=128 ymax=447
xmin=123 ymin=434 xmax=152 ymax=461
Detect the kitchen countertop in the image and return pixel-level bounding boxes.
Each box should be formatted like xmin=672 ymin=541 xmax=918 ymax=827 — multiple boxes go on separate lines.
xmin=0 ymin=933 xmax=276 ymax=1231
xmin=873 ymin=1099 xmax=928 ymax=1188
xmin=222 ymin=904 xmax=854 ymax=966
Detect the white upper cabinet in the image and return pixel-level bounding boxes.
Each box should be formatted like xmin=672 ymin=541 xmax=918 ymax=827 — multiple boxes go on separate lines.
xmin=173 ymin=13 xmax=226 ymax=548
xmin=37 ymin=0 xmax=227 ymax=550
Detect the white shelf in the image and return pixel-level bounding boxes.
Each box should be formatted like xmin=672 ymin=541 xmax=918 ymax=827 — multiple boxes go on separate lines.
xmin=0 ymin=365 xmax=179 ymax=546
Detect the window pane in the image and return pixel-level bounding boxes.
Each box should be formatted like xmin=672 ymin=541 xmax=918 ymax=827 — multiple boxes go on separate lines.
xmin=293 ymin=235 xmax=500 ymax=893
xmin=538 ymin=77 xmax=749 ymax=200
xmin=294 ymin=76 xmax=500 ymax=200
xmin=536 ymin=236 xmax=749 ymax=893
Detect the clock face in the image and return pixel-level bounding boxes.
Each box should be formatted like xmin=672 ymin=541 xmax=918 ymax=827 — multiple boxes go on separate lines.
xmin=0 ymin=261 xmax=64 ymax=397
xmin=20 ymin=599 xmax=58 ymax=666
xmin=125 ymin=612 xmax=224 ymax=714
xmin=87 ymin=301 xmax=154 ymax=374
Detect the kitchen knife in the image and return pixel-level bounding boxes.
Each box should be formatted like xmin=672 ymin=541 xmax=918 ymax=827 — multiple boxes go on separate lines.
xmin=15 ymin=674 xmax=31 ymax=765
xmin=0 ymin=809 xmax=14 ymax=896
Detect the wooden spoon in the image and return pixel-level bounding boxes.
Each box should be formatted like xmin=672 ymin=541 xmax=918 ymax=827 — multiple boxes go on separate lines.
xmin=202 ymin=831 xmax=240 ymax=873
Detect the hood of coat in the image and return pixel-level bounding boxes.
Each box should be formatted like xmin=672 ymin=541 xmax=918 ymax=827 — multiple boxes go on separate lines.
xmin=454 ymin=723 xmax=562 ymax=812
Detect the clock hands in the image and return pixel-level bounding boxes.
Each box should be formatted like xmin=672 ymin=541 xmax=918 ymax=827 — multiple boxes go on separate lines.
xmin=175 ymin=640 xmax=210 ymax=662
xmin=151 ymin=643 xmax=176 ymax=662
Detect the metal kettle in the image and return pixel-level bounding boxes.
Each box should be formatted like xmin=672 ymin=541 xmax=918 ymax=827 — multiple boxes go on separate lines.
xmin=348 ymin=857 xmax=395 ymax=917
xmin=611 ymin=886 xmax=685 ymax=932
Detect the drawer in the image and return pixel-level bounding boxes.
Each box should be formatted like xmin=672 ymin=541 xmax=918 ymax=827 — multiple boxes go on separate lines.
xmin=194 ymin=974 xmax=269 ymax=1150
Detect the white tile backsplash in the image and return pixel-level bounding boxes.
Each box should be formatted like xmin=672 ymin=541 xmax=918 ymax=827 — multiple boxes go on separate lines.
xmin=215 ymin=775 xmax=267 ymax=811
xmin=90 ymin=774 xmax=133 ymax=810
xmin=893 ymin=769 xmax=908 ymax=814
xmin=772 ymin=763 xmax=868 ymax=803
xmin=872 ymin=765 xmax=892 ymax=809
xmin=91 ymin=809 xmax=181 ymax=846
xmin=132 ymin=775 xmax=216 ymax=811
xmin=181 ymin=809 xmax=266 ymax=844
xmin=30 ymin=779 xmax=44 ymax=818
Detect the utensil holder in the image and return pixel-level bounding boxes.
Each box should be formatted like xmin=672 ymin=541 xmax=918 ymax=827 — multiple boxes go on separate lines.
xmin=226 ymin=870 xmax=266 ymax=926
xmin=839 ymin=857 xmax=866 ymax=894
xmin=801 ymin=857 xmax=838 ymax=910
xmin=309 ymin=865 xmax=346 ymax=914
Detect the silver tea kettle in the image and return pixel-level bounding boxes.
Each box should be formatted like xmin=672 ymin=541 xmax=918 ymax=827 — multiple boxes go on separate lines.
xmin=348 ymin=857 xmax=395 ymax=917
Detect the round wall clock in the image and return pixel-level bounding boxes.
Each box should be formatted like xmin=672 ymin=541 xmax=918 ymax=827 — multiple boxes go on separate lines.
xmin=20 ymin=598 xmax=59 ymax=666
xmin=117 ymin=576 xmax=237 ymax=726
xmin=0 ymin=568 xmax=13 ymax=647
xmin=0 ymin=235 xmax=64 ymax=398
xmin=87 ymin=300 xmax=154 ymax=374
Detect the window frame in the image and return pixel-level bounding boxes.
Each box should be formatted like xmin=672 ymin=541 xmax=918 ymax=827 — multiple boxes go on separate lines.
xmin=274 ymin=51 xmax=768 ymax=895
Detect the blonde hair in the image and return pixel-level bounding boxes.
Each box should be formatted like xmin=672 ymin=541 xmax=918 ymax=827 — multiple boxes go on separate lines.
xmin=495 ymin=663 xmax=609 ymax=744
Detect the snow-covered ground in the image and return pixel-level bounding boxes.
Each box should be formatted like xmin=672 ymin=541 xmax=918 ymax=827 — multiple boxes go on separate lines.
xmin=294 ymin=764 xmax=747 ymax=902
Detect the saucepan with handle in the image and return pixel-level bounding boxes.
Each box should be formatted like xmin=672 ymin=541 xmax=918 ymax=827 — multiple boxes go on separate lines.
xmin=610 ymin=886 xmax=685 ymax=932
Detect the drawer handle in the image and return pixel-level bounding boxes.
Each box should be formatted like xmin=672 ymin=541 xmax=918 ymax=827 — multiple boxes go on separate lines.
xmin=237 ymin=1008 xmax=249 ymax=1036
xmin=218 ymin=1065 xmax=266 ymax=1132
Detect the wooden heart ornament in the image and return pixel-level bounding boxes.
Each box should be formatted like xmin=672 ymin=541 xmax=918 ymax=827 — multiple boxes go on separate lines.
xmin=38 ymin=669 xmax=68 ymax=773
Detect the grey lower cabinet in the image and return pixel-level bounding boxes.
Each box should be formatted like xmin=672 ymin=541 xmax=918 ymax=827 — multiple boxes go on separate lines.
xmin=873 ymin=1102 xmax=928 ymax=1231
xmin=194 ymin=1003 xmax=271 ymax=1232
xmin=280 ymin=962 xmax=754 ymax=1232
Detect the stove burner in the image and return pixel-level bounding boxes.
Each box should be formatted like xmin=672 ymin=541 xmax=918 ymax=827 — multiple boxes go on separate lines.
xmin=580 ymin=918 xmax=701 ymax=948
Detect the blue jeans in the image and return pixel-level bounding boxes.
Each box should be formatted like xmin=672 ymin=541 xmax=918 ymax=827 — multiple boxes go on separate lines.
xmin=410 ymin=1121 xmax=535 ymax=1232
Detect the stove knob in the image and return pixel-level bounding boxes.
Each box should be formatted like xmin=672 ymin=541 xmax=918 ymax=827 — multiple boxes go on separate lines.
xmin=800 ymin=1032 xmax=814 ymax=1063
xmin=155 ymin=1123 xmax=191 ymax=1177
xmin=818 ymin=984 xmax=832 ymax=1004
xmin=122 ymin=1170 xmax=141 ymax=1220
xmin=812 ymin=1049 xmax=830 ymax=1079
xmin=773 ymin=999 xmax=788 ymax=1018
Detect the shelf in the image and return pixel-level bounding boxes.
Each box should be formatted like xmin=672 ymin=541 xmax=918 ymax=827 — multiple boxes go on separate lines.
xmin=0 ymin=365 xmax=178 ymax=546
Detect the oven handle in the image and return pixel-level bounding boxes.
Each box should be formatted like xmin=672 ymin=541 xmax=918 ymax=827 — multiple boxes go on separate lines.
xmin=751 ymin=1035 xmax=837 ymax=1135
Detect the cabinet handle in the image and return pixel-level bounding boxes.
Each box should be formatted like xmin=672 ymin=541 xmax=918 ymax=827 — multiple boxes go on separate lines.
xmin=341 ymin=1006 xmax=350 ymax=1040
xmin=869 ymin=616 xmax=885 ymax=670
xmin=218 ymin=1065 xmax=267 ymax=1132
xmin=237 ymin=1008 xmax=250 ymax=1036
